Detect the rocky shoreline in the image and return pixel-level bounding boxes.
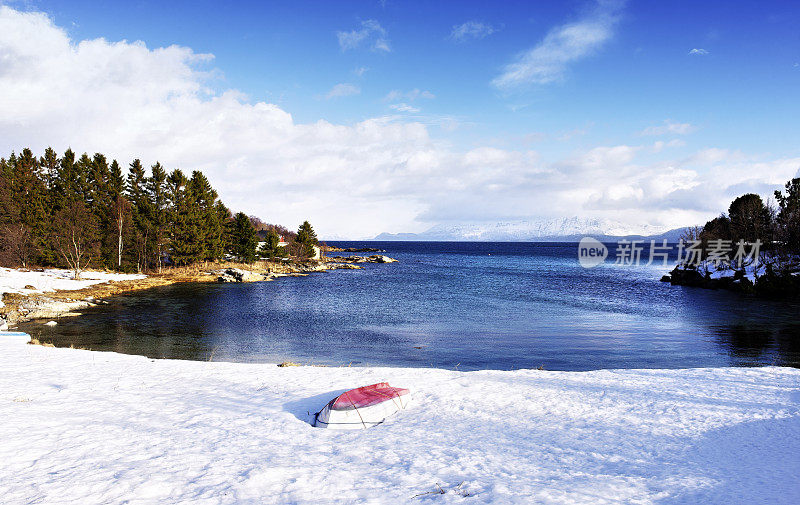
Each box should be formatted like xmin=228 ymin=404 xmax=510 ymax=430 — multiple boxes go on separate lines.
xmin=661 ymin=264 xmax=800 ymax=297
xmin=1 ymin=254 xmax=398 ymax=326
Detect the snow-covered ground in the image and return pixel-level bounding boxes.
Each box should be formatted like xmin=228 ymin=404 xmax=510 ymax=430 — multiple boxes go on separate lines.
xmin=0 ymin=268 xmax=146 ymax=308
xmin=1 ymin=334 xmax=799 ymax=505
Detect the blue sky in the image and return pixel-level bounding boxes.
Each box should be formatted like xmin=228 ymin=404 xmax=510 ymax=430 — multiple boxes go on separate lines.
xmin=36 ymin=0 xmax=800 ymax=156
xmin=1 ymin=0 xmax=799 ymax=237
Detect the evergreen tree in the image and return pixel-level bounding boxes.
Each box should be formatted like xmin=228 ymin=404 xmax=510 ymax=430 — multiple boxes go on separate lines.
xmin=126 ymin=159 xmax=151 ymax=272
xmin=52 ymin=149 xmax=80 ymax=210
xmin=109 ymin=160 xmax=124 ymax=198
xmin=38 ymin=148 xmax=60 ymax=264
xmin=229 ymin=212 xmax=257 ymax=263
xmin=775 ymin=177 xmax=800 ymax=255
xmin=147 ymin=162 xmax=168 ymax=271
xmin=89 ymin=153 xmax=116 ymax=268
xmin=261 ymin=228 xmax=283 ymax=258
xmin=14 ymin=149 xmax=48 ymax=264
xmin=184 ymin=171 xmax=223 ymax=263
xmin=166 ymin=169 xmax=190 ymax=265
xmin=294 ymin=220 xmax=318 ymax=259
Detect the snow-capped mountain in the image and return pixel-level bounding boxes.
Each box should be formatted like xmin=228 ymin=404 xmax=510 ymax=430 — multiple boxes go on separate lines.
xmin=373 ymin=218 xmax=681 ymax=242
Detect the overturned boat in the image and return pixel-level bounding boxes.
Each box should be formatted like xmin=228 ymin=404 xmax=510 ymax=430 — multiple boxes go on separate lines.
xmin=313 ymin=382 xmax=410 ymax=429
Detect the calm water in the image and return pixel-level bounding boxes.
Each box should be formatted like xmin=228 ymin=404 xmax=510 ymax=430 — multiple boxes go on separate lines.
xmin=19 ymin=242 xmax=800 ymax=371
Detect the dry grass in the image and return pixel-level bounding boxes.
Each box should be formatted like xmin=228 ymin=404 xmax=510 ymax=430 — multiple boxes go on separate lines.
xmin=277 ymin=361 xmax=301 ymax=367
xmin=28 ymin=338 xmax=55 ymax=348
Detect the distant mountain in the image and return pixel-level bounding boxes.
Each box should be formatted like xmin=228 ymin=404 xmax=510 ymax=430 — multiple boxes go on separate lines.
xmin=373 ymin=218 xmax=688 ymax=242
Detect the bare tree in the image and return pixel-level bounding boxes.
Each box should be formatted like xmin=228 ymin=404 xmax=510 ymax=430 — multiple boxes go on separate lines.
xmin=0 ymin=223 xmax=34 ymax=268
xmin=52 ymin=201 xmax=98 ymax=279
xmin=113 ymin=195 xmax=131 ymax=270
xmin=680 ymin=225 xmax=703 ymax=243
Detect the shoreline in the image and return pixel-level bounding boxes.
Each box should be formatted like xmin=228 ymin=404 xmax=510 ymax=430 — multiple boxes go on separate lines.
xmin=0 ymin=254 xmax=397 ymax=327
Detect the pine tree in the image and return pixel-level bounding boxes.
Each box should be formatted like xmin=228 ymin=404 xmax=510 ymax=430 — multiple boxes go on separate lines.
xmin=184 ymin=171 xmax=223 ymax=263
xmin=166 ymin=169 xmax=189 ymax=265
xmin=262 ymin=228 xmax=285 ymax=258
xmin=126 ymin=159 xmax=151 ymax=272
xmin=52 ymin=149 xmax=80 ymax=210
xmin=109 ymin=160 xmax=124 ymax=198
xmin=89 ymin=153 xmax=116 ymax=268
xmin=294 ymin=220 xmax=319 ymax=259
xmin=229 ymin=212 xmax=257 ymax=263
xmin=14 ymin=149 xmax=48 ymax=264
xmin=38 ymin=148 xmax=60 ymax=265
xmin=147 ymin=162 xmax=168 ymax=271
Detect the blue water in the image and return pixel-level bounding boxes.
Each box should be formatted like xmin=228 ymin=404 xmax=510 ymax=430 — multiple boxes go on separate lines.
xmin=20 ymin=242 xmax=800 ymax=371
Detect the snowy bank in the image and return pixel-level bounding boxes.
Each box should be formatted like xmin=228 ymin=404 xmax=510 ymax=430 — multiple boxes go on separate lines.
xmin=0 ymin=267 xmax=146 ymax=308
xmin=1 ymin=335 xmax=799 ymax=504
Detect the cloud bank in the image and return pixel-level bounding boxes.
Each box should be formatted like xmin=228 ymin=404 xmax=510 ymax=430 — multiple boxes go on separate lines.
xmin=0 ymin=6 xmax=796 ymax=239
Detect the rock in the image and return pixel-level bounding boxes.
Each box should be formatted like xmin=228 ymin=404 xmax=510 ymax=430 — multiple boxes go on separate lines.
xmin=215 ymin=268 xmax=265 ymax=283
xmin=328 ymin=255 xmax=398 ymax=264
xmin=325 ymin=246 xmax=385 ymax=253
xmin=660 ymin=275 xmax=671 ymax=282
xmin=668 ymin=267 xmax=705 ymax=287
xmin=44 ymin=320 xmax=57 ymax=326
xmin=23 ymin=285 xmax=37 ymax=290
xmin=326 ymin=263 xmax=362 ymax=270
xmin=370 ymin=255 xmax=398 ymax=263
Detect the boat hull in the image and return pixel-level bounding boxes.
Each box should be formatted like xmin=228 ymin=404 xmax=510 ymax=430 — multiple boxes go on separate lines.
xmin=313 ymin=383 xmax=410 ymax=429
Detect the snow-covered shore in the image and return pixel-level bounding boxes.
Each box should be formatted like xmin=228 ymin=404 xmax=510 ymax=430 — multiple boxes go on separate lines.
xmin=0 ymin=267 xmax=146 ymax=308
xmin=2 ymin=335 xmax=799 ymax=504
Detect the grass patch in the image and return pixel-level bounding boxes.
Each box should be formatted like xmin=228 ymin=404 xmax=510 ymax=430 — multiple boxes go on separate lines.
xmin=28 ymin=338 xmax=55 ymax=348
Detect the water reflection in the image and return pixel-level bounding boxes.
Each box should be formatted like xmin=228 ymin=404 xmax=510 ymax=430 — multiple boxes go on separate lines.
xmin=711 ymin=323 xmax=800 ymax=366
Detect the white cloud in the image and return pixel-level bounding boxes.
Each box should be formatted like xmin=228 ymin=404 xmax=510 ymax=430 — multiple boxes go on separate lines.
xmin=353 ymin=66 xmax=368 ymax=76
xmin=337 ymin=19 xmax=390 ymax=52
xmin=652 ymin=139 xmax=685 ymax=153
xmin=688 ymin=48 xmax=709 ymax=55
xmin=450 ymin=21 xmax=497 ymax=42
xmin=492 ymin=1 xmax=623 ymax=89
xmin=640 ymin=120 xmax=696 ymax=136
xmin=325 ymin=83 xmax=360 ymax=99
xmin=383 ymin=89 xmax=435 ymax=102
xmin=389 ymin=103 xmax=420 ymax=113
xmin=0 ymin=5 xmax=796 ymax=238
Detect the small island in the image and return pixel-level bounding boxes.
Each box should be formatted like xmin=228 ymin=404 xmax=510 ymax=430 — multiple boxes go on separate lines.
xmin=663 ymin=176 xmax=800 ymax=298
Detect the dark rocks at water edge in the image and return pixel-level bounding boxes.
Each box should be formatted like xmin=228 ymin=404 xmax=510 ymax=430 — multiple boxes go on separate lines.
xmin=325 ymin=246 xmax=385 ymax=253
xmin=327 ymin=255 xmax=398 ymax=264
xmin=214 ymin=256 xmax=397 ymax=283
xmin=662 ymin=265 xmax=800 ymax=297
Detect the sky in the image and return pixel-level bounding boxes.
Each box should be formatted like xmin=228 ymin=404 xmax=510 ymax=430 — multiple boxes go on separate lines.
xmin=0 ymin=0 xmax=798 ymax=238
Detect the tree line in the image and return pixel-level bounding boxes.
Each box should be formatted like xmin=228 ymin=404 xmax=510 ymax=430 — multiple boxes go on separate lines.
xmin=0 ymin=147 xmax=319 ymax=277
xmin=688 ymin=175 xmax=800 ymax=261
xmin=674 ymin=175 xmax=800 ymax=296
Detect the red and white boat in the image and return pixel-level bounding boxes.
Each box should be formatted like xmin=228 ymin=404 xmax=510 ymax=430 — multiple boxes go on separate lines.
xmin=313 ymin=382 xmax=411 ymax=429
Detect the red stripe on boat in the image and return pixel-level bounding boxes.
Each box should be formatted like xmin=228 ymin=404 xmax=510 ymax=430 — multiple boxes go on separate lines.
xmin=330 ymin=382 xmax=409 ymax=410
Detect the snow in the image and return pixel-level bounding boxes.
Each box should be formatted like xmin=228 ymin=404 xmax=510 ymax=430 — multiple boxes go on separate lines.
xmin=1 ymin=335 xmax=798 ymax=504
xmin=0 ymin=268 xmax=145 ymax=308
xmin=703 ymin=262 xmax=762 ymax=281
xmin=376 ymin=218 xmax=671 ymax=241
